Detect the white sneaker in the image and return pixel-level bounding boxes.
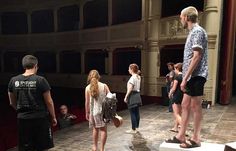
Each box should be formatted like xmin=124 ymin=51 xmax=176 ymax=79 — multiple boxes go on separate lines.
xmin=135 ymin=128 xmax=139 ymax=132
xmin=125 ymin=129 xmax=137 ymax=134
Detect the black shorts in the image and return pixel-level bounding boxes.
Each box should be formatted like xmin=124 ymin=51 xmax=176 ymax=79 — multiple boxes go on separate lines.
xmin=185 ymin=76 xmax=206 ymax=96
xmin=171 ymin=93 xmax=183 ymax=104
xmin=18 ymin=117 xmax=54 ymax=151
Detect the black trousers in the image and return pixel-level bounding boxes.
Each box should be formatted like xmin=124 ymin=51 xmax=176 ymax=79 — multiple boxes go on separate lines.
xmin=18 ymin=117 xmax=54 ymax=151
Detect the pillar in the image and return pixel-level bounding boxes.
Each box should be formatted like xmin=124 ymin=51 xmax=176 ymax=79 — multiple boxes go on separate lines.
xmin=0 ymin=12 xmax=2 ymax=34
xmin=56 ymin=52 xmax=60 ymax=73
xmin=27 ymin=11 xmax=31 ymax=33
xmin=0 ymin=51 xmax=4 ymax=72
xmin=203 ymin=0 xmax=223 ymax=105
xmin=107 ymin=48 xmax=113 ymax=75
xmin=53 ymin=8 xmax=58 ymax=32
xmin=142 ymin=0 xmax=162 ymax=96
xmin=108 ymin=0 xmax=112 ymax=26
xmin=79 ymin=2 xmax=84 ymax=29
xmin=81 ymin=50 xmax=85 ymax=74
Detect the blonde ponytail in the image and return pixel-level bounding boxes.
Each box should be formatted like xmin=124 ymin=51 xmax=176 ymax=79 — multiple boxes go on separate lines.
xmin=90 ymin=77 xmax=99 ymax=99
xmin=87 ymin=70 xmax=100 ymax=99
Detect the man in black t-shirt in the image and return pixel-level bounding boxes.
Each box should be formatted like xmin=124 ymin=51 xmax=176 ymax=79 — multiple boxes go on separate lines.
xmin=8 ymin=55 xmax=57 ymax=151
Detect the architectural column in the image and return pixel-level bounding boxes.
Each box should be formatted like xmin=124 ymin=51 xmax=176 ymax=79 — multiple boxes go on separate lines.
xmin=0 ymin=51 xmax=4 ymax=72
xmin=81 ymin=50 xmax=85 ymax=74
xmin=79 ymin=2 xmax=84 ymax=29
xmin=56 ymin=52 xmax=60 ymax=73
xmin=53 ymin=8 xmax=58 ymax=32
xmin=0 ymin=12 xmax=2 ymax=34
xmin=27 ymin=11 xmax=32 ymax=33
xmin=203 ymin=0 xmax=223 ymax=105
xmin=108 ymin=0 xmax=112 ymax=26
xmin=142 ymin=0 xmax=162 ymax=96
xmin=107 ymin=48 xmax=113 ymax=75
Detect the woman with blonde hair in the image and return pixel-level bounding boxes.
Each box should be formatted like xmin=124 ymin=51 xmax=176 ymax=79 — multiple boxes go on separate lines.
xmin=124 ymin=63 xmax=142 ymax=134
xmin=85 ymin=70 xmax=110 ymax=151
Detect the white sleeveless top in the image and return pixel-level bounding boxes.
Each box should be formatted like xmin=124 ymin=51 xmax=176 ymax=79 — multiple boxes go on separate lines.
xmin=88 ymin=82 xmax=106 ymax=116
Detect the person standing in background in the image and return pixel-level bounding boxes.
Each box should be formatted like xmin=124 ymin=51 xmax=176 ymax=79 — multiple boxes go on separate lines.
xmin=124 ymin=63 xmax=142 ymax=134
xmin=85 ymin=70 xmax=110 ymax=151
xmin=8 ymin=55 xmax=57 ymax=151
xmin=166 ymin=62 xmax=175 ymax=112
xmin=168 ymin=63 xmax=183 ymax=133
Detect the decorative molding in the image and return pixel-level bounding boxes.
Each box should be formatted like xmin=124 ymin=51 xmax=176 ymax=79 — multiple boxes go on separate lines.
xmin=159 ymin=13 xmax=203 ymax=41
xmin=204 ymin=6 xmax=218 ymax=13
xmin=159 ymin=16 xmax=188 ymax=40
xmin=147 ymin=40 xmax=159 ymax=47
xmin=208 ymin=33 xmax=217 ymax=49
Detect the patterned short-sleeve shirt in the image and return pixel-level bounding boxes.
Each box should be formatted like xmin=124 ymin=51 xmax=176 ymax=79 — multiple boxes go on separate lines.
xmin=182 ymin=24 xmax=208 ymax=80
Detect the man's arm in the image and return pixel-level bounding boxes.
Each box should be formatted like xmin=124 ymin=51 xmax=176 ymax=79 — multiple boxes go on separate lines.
xmin=43 ymin=90 xmax=57 ymax=126
xmin=8 ymin=92 xmax=16 ymax=110
xmin=181 ymin=48 xmax=202 ymax=92
xmin=184 ymin=48 xmax=202 ymax=81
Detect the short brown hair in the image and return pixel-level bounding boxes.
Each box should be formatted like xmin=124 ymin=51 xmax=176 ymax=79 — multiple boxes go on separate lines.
xmin=22 ymin=55 xmax=38 ymax=69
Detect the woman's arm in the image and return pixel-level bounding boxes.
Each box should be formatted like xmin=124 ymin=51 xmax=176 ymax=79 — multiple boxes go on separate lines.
xmin=124 ymin=83 xmax=133 ymax=103
xmin=85 ymin=87 xmax=90 ymax=121
xmin=104 ymin=84 xmax=110 ymax=94
xmin=169 ymin=80 xmax=178 ymax=98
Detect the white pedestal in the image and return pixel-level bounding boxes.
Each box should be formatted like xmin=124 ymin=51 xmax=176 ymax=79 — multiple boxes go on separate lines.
xmin=224 ymin=142 xmax=236 ymax=151
xmin=159 ymin=141 xmax=225 ymax=151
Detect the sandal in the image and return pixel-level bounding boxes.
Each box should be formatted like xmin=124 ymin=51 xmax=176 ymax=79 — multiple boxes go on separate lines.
xmin=169 ymin=129 xmax=178 ymax=133
xmin=180 ymin=139 xmax=201 ymax=148
xmin=165 ymin=136 xmax=183 ymax=144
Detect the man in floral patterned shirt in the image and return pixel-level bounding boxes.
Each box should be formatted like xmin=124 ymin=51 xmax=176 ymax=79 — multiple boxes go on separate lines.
xmin=166 ymin=6 xmax=208 ymax=148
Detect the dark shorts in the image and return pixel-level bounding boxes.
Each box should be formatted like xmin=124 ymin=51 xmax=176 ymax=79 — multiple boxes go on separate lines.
xmin=171 ymin=92 xmax=183 ymax=105
xmin=185 ymin=76 xmax=206 ymax=96
xmin=18 ymin=117 xmax=54 ymax=151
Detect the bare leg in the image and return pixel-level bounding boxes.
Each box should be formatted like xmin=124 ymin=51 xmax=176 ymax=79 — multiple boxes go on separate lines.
xmin=92 ymin=127 xmax=99 ymax=151
xmin=100 ymin=126 xmax=107 ymax=151
xmin=191 ymin=96 xmax=202 ymax=143
xmin=173 ymin=103 xmax=182 ymax=127
xmin=176 ymin=94 xmax=191 ymax=142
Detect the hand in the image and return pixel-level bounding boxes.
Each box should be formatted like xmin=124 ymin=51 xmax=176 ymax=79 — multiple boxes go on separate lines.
xmin=68 ymin=115 xmax=77 ymax=119
xmin=124 ymin=97 xmax=127 ymax=103
xmin=180 ymin=78 xmax=187 ymax=92
xmin=168 ymin=93 xmax=173 ymax=99
xmin=51 ymin=118 xmax=57 ymax=127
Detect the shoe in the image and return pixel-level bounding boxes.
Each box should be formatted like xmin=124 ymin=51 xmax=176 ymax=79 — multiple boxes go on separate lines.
xmin=135 ymin=128 xmax=139 ymax=132
xmin=165 ymin=136 xmax=184 ymax=144
xmin=125 ymin=129 xmax=137 ymax=134
xmin=169 ymin=129 xmax=178 ymax=133
xmin=180 ymin=139 xmax=201 ymax=148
